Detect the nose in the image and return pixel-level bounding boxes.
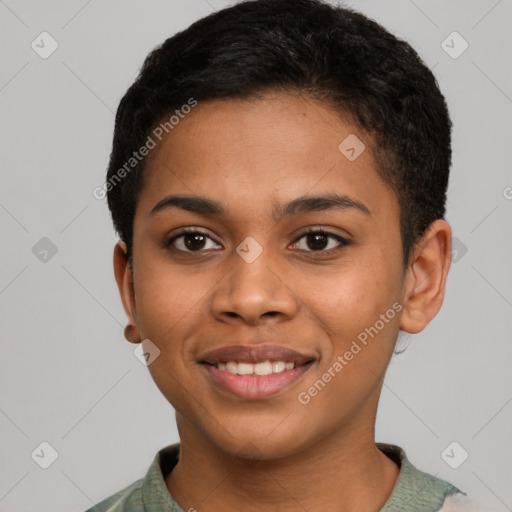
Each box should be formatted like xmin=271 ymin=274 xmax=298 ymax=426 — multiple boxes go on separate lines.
xmin=210 ymin=249 xmax=299 ymax=326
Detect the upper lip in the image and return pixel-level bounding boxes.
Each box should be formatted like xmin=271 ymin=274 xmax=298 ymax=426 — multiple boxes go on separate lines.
xmin=200 ymin=344 xmax=316 ymax=365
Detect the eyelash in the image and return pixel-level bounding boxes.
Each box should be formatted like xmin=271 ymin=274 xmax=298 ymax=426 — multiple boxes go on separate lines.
xmin=164 ymin=227 xmax=350 ymax=256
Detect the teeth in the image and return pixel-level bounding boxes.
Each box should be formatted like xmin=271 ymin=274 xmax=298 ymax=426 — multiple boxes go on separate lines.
xmin=226 ymin=361 xmax=238 ymax=374
xmin=215 ymin=360 xmax=296 ymax=375
xmin=254 ymin=361 xmax=272 ymax=375
xmin=237 ymin=362 xmax=254 ymax=375
xmin=272 ymin=361 xmax=286 ymax=373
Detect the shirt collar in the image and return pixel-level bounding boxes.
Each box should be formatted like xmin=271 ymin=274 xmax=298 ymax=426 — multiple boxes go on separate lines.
xmin=140 ymin=442 xmax=461 ymax=511
xmin=377 ymin=442 xmax=461 ymax=511
xmin=141 ymin=443 xmax=181 ymax=511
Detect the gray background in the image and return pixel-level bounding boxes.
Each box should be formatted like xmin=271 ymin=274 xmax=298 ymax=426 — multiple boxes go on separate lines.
xmin=1 ymin=0 xmax=511 ymax=511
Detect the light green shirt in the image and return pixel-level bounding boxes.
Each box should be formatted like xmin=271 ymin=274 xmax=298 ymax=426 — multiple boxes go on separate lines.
xmin=85 ymin=442 xmax=462 ymax=511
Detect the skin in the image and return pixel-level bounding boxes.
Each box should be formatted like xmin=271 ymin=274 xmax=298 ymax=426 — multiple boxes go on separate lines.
xmin=114 ymin=91 xmax=452 ymax=511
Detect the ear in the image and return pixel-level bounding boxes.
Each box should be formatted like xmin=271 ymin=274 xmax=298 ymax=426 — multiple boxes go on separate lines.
xmin=113 ymin=240 xmax=140 ymax=343
xmin=400 ymin=219 xmax=452 ymax=334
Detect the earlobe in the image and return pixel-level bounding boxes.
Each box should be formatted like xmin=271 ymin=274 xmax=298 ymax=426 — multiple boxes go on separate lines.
xmin=113 ymin=241 xmax=141 ymax=343
xmin=399 ymin=220 xmax=452 ymax=334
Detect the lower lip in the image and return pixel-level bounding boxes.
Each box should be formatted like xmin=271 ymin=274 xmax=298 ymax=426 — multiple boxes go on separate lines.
xmin=202 ymin=363 xmax=314 ymax=400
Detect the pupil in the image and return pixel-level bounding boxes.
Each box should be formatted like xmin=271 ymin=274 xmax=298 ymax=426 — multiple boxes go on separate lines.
xmin=308 ymin=233 xmax=327 ymax=250
xmin=185 ymin=233 xmax=206 ymax=250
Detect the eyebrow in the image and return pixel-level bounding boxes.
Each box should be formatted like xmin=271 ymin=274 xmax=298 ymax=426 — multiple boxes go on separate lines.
xmin=149 ymin=193 xmax=371 ymax=220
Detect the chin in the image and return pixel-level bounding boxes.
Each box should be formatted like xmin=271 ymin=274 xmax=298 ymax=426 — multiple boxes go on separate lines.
xmin=203 ymin=416 xmax=315 ymax=462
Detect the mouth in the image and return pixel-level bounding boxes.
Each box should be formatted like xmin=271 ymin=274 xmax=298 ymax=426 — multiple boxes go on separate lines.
xmin=199 ymin=344 xmax=316 ymax=399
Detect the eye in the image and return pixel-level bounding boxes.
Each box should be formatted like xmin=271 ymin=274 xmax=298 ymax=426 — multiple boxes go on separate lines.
xmin=165 ymin=228 xmax=222 ymax=252
xmin=164 ymin=227 xmax=349 ymax=255
xmin=289 ymin=228 xmax=349 ymax=255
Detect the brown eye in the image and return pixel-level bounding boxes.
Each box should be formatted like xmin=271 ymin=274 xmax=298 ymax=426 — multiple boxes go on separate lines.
xmin=291 ymin=229 xmax=349 ymax=254
xmin=166 ymin=229 xmax=221 ymax=252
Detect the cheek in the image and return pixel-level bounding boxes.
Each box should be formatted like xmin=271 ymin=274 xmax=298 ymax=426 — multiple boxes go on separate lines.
xmin=293 ymin=266 xmax=402 ymax=426
xmin=133 ymin=265 xmax=207 ymax=411
xmin=132 ymin=258 xmax=208 ymax=356
xmin=300 ymin=260 xmax=402 ymax=346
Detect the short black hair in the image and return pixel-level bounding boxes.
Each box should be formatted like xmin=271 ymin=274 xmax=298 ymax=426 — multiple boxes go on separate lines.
xmin=105 ymin=0 xmax=452 ymax=267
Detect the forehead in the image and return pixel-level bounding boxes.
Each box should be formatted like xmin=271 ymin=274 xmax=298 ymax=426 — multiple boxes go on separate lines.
xmin=136 ymin=92 xmax=397 ymax=221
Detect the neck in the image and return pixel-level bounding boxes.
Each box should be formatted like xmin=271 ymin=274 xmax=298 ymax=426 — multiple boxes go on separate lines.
xmin=165 ymin=413 xmax=399 ymax=512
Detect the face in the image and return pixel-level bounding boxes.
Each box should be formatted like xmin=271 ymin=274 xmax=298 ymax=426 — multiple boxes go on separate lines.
xmin=116 ymin=92 xmax=414 ymax=459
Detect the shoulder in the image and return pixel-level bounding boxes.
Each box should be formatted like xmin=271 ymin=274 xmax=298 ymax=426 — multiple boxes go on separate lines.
xmin=83 ymin=478 xmax=144 ymax=512
xmin=377 ymin=443 xmax=466 ymax=512
xmin=440 ymin=492 xmax=490 ymax=512
xmin=83 ymin=443 xmax=181 ymax=512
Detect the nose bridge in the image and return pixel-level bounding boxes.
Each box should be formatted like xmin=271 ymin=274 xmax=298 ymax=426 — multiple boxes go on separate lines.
xmin=210 ymin=240 xmax=298 ymax=324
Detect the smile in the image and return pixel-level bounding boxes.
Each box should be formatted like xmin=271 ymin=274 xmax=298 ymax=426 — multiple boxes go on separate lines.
xmin=199 ymin=343 xmax=316 ymax=399
xmin=215 ymin=360 xmax=295 ymax=375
